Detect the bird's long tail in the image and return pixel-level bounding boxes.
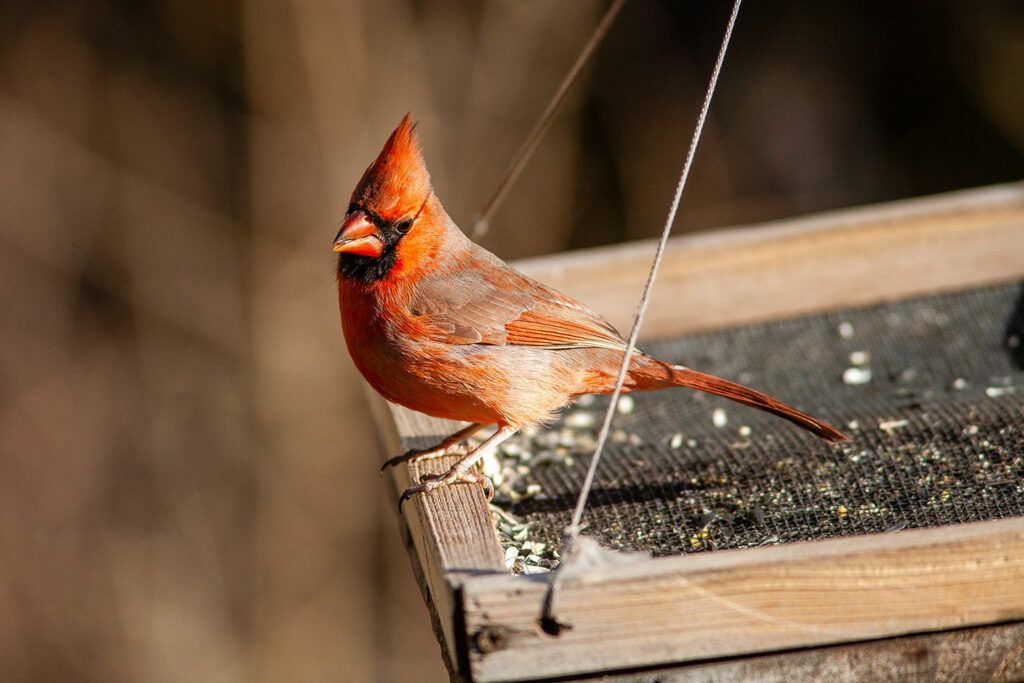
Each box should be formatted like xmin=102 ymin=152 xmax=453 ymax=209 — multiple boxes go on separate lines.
xmin=626 ymin=359 xmax=849 ymax=443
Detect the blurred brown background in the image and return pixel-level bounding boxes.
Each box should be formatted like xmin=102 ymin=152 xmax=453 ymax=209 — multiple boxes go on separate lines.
xmin=1 ymin=0 xmax=1022 ymax=680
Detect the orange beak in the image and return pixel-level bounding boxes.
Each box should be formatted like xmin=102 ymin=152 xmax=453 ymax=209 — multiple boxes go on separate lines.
xmin=333 ymin=211 xmax=385 ymax=257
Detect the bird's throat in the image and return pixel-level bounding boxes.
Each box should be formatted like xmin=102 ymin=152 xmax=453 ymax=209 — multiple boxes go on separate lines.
xmin=337 ymin=247 xmax=400 ymax=284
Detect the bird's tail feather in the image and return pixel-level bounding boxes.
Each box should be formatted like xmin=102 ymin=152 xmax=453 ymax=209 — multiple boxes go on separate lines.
xmin=628 ymin=360 xmax=849 ymax=443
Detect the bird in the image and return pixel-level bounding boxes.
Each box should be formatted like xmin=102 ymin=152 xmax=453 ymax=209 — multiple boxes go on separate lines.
xmin=334 ymin=114 xmax=849 ymax=506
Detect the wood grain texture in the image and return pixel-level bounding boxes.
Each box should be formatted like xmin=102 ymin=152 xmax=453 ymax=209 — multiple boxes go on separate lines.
xmin=460 ymin=517 xmax=1024 ymax=682
xmin=379 ymin=401 xmax=505 ymax=573
xmin=368 ymin=391 xmax=504 ymax=664
xmin=576 ymin=621 xmax=1024 ymax=682
xmin=514 ymin=182 xmax=1024 ymax=337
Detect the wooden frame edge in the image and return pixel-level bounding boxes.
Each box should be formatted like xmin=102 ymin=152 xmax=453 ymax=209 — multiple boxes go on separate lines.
xmin=514 ymin=181 xmax=1024 ymax=337
xmin=459 ymin=516 xmax=1024 ymax=681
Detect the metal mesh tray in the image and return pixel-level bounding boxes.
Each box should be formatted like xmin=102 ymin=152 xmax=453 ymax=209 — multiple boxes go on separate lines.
xmin=454 ymin=283 xmax=1024 ymax=567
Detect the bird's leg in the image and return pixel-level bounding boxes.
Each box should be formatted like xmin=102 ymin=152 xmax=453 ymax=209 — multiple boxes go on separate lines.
xmin=399 ymin=425 xmax=517 ymax=507
xmin=380 ymin=422 xmax=485 ymax=473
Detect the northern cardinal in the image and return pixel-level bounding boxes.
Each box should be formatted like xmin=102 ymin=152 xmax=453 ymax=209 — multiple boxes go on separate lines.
xmin=335 ymin=115 xmax=848 ymax=504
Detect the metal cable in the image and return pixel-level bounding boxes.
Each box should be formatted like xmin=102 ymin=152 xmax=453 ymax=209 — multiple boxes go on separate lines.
xmin=472 ymin=0 xmax=629 ymax=238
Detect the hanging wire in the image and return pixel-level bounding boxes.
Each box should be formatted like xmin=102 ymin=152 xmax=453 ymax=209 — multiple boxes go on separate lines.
xmin=472 ymin=0 xmax=629 ymax=238
xmin=541 ymin=0 xmax=744 ymax=625
xmin=565 ymin=0 xmax=742 ymax=537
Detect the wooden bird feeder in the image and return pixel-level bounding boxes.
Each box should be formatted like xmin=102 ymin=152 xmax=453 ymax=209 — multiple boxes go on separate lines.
xmin=370 ymin=183 xmax=1024 ymax=682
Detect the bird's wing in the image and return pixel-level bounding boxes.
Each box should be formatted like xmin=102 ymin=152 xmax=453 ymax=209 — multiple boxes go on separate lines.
xmin=409 ymin=258 xmax=626 ymax=351
xmin=502 ymin=290 xmax=626 ymax=350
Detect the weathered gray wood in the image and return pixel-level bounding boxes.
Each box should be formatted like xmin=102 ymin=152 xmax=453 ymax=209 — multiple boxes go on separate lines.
xmin=576 ymin=621 xmax=1024 ymax=682
xmin=515 ymin=181 xmax=1024 ymax=337
xmin=460 ymin=517 xmax=1024 ymax=682
xmin=368 ymin=391 xmax=504 ymax=665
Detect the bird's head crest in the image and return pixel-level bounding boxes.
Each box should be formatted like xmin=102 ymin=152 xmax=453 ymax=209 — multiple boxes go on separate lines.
xmin=350 ymin=113 xmax=432 ymax=222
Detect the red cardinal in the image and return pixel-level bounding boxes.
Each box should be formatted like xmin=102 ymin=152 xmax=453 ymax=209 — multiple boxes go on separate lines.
xmin=335 ymin=115 xmax=848 ymax=504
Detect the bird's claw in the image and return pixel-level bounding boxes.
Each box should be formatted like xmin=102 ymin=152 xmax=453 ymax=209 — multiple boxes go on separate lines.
xmin=380 ymin=449 xmax=420 ymax=473
xmin=397 ymin=470 xmax=493 ymax=510
xmin=379 ymin=445 xmax=471 ymax=474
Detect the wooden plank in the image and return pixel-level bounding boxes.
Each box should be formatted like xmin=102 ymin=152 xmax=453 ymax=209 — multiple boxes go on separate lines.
xmin=368 ymin=390 xmax=504 ymax=665
xmin=574 ymin=621 xmax=1024 ymax=682
xmin=385 ymin=405 xmax=505 ymax=573
xmin=459 ymin=517 xmax=1024 ymax=682
xmin=514 ymin=182 xmax=1024 ymax=337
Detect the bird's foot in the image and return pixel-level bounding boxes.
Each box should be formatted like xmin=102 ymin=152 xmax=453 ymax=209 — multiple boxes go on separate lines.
xmin=379 ymin=444 xmax=471 ymax=473
xmin=398 ymin=469 xmax=493 ymax=509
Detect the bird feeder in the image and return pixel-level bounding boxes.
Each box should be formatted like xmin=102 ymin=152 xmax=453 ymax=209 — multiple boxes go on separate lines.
xmin=372 ymin=183 xmax=1024 ymax=682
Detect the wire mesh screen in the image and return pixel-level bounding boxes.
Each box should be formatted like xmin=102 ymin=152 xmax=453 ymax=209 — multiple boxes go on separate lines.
xmin=453 ymin=282 xmax=1024 ymax=571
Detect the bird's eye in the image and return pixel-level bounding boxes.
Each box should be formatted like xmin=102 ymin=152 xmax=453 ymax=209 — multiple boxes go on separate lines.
xmin=396 ymin=219 xmax=413 ymax=234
